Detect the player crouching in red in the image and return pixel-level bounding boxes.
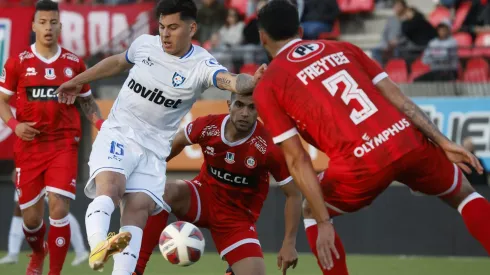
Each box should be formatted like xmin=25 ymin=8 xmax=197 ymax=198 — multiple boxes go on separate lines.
xmin=133 ymin=93 xmax=302 ymax=275
xmin=0 ymin=1 xmax=103 ymax=274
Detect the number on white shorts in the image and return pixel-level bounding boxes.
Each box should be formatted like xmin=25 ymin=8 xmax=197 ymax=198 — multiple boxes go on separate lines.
xmin=322 ymin=70 xmax=378 ymax=125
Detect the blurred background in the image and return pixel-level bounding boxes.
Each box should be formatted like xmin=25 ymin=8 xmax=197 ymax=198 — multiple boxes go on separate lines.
xmin=0 ymin=0 xmax=489 ymax=273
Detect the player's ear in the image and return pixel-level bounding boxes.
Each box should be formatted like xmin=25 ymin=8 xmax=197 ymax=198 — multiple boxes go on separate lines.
xmin=259 ymin=30 xmax=266 ymax=46
xmin=227 ymin=100 xmax=231 ymax=110
xmin=189 ymin=21 xmax=197 ymax=38
xmin=298 ymin=26 xmax=304 ymax=39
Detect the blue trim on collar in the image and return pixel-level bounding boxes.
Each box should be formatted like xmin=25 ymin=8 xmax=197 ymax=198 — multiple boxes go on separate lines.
xmin=180 ymin=45 xmax=195 ymax=59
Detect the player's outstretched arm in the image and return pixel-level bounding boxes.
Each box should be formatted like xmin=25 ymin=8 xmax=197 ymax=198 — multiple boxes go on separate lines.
xmin=277 ymin=181 xmax=301 ymax=273
xmin=56 ymin=52 xmax=132 ymax=104
xmin=76 ymin=94 xmax=104 ymax=130
xmin=280 ymin=135 xmax=339 ymax=270
xmin=214 ymin=64 xmax=267 ymax=94
xmin=376 ymin=78 xmax=483 ymax=174
xmin=166 ymin=129 xmax=192 ymax=162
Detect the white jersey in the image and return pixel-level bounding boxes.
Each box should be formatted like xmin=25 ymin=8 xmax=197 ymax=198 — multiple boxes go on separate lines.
xmin=103 ymin=34 xmax=228 ymax=159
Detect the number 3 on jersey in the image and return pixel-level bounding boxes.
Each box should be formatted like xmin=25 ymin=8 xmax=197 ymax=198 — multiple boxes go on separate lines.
xmin=322 ymin=70 xmax=378 ymax=125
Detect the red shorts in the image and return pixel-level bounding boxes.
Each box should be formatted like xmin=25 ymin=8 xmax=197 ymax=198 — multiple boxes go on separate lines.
xmin=321 ymin=140 xmax=462 ymax=217
xmin=14 ymin=148 xmax=78 ymax=210
xmin=178 ymin=179 xmax=263 ymax=266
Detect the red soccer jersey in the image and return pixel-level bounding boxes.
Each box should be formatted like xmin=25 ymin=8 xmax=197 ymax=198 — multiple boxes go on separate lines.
xmin=185 ymin=114 xmax=292 ymax=223
xmin=254 ymin=39 xmax=425 ymax=179
xmin=0 ymin=44 xmax=91 ymax=153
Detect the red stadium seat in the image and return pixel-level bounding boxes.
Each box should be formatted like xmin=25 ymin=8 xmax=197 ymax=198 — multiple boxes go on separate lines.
xmin=240 ymin=63 xmax=260 ymax=75
xmin=318 ymin=20 xmax=341 ymax=40
xmin=409 ymin=59 xmax=431 ymax=82
xmin=228 ymin=0 xmax=248 ymax=16
xmin=472 ymin=32 xmax=490 ymax=57
xmin=462 ymin=58 xmax=489 ymax=82
xmin=452 ymin=1 xmax=472 ymax=32
xmin=202 ymin=40 xmax=212 ymax=51
xmin=338 ymin=0 xmax=375 ymax=13
xmin=453 ymin=32 xmax=473 ymax=58
xmin=385 ymin=59 xmax=408 ymax=83
xmin=428 ymin=6 xmax=451 ymax=28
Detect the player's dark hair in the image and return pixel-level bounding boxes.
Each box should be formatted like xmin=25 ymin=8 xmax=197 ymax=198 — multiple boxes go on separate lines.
xmin=155 ymin=0 xmax=197 ymax=21
xmin=257 ymin=0 xmax=300 ymax=41
xmin=393 ymin=0 xmax=407 ymax=8
xmin=35 ymin=0 xmax=59 ymax=13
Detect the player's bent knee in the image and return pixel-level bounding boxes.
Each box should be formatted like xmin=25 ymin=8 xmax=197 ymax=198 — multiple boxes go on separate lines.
xmin=22 ymin=207 xmax=44 ymax=229
xmin=95 ymin=171 xmax=126 ymax=205
xmin=442 ymin=175 xmax=477 ymax=209
xmin=302 ymin=199 xmax=313 ymax=219
xmin=47 ymin=193 xmax=71 ymax=219
xmin=163 ymin=180 xmax=191 ymax=216
xmin=231 ymin=257 xmax=266 ymax=275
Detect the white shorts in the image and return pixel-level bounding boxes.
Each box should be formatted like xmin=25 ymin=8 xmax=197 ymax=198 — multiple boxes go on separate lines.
xmin=85 ymin=127 xmax=168 ymax=210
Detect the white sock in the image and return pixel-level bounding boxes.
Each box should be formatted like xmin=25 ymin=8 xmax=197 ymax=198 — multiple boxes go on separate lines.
xmin=112 ymin=226 xmax=143 ymax=275
xmin=85 ymin=195 xmax=115 ymax=250
xmin=8 ymin=216 xmax=24 ymax=255
xmin=67 ymin=213 xmax=87 ymax=254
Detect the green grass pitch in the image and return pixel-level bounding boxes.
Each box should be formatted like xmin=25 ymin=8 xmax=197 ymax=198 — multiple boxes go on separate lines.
xmin=2 ymin=252 xmax=489 ymax=274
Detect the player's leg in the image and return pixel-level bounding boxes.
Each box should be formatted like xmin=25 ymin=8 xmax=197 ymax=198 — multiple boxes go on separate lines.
xmin=135 ymin=180 xmax=192 ymax=275
xmin=230 ymin=257 xmax=266 ymax=275
xmin=0 ymin=197 xmax=25 ymax=264
xmin=67 ymin=213 xmax=89 ymax=266
xmin=113 ymin=150 xmax=169 ymax=275
xmin=302 ymin=199 xmax=349 ymax=275
xmin=84 ymin=129 xmax=136 ymax=271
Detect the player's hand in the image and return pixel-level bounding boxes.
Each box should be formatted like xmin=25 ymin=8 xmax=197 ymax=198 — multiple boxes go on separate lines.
xmin=316 ymin=221 xmax=339 ymax=270
xmin=441 ymin=141 xmax=484 ymax=175
xmin=253 ymin=64 xmax=267 ymax=84
xmin=14 ymin=122 xmax=40 ymax=141
xmin=277 ymin=241 xmax=298 ymax=274
xmin=55 ymin=80 xmax=83 ymax=105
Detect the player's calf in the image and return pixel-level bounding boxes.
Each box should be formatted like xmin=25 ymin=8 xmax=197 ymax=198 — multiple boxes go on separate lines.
xmin=443 ymin=175 xmax=490 ymax=255
xmin=47 ymin=193 xmax=72 ymax=274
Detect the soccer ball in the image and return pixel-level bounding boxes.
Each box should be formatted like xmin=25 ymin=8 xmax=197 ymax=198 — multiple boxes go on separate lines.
xmin=159 ymin=221 xmax=205 ymax=266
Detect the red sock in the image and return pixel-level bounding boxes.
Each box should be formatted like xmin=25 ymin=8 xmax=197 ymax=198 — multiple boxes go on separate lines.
xmin=305 ymin=220 xmax=349 ymax=275
xmin=459 ymin=194 xmax=490 ymax=255
xmin=23 ymin=221 xmax=46 ymax=253
xmin=135 ymin=210 xmax=169 ymax=275
xmin=48 ymin=216 xmax=71 ymax=274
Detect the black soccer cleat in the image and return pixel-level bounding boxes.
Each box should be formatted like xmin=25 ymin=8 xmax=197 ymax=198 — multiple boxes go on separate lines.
xmin=225 ymin=266 xmax=235 ymax=275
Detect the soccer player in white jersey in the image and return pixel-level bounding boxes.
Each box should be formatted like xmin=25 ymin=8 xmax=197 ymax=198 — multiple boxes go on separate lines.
xmin=55 ymin=0 xmax=265 ymax=274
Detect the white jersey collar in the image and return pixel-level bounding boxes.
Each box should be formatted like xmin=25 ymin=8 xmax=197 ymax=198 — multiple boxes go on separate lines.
xmin=220 ymin=115 xmax=257 ymax=147
xmin=30 ymin=44 xmax=61 ymax=64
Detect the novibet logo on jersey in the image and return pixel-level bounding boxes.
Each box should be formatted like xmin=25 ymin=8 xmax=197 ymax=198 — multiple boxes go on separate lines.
xmin=0 ymin=18 xmax=12 ymax=70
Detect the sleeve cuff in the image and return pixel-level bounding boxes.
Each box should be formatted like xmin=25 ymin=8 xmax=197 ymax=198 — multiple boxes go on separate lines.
xmin=79 ymin=89 xmax=92 ymax=97
xmin=183 ymin=123 xmax=193 ymax=144
xmin=0 ymin=86 xmax=14 ymax=95
xmin=372 ymin=72 xmax=388 ymax=85
xmin=212 ymin=69 xmax=228 ymax=90
xmin=276 ymin=176 xmax=293 ymax=186
xmin=125 ymin=50 xmax=135 ymax=65
xmin=272 ymin=127 xmax=299 ymax=144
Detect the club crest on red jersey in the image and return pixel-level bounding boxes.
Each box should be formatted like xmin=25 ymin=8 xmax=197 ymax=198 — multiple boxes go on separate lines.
xmin=245 ymin=156 xmax=257 ymax=169
xmin=287 ymin=42 xmax=325 ymax=63
xmin=225 ymin=152 xmax=235 ymax=164
xmin=64 ymin=67 xmax=73 ymax=78
xmin=44 ymin=68 xmax=56 ymax=80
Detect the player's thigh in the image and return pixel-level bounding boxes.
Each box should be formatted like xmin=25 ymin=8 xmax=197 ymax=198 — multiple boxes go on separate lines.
xmin=44 ymin=148 xmax=78 ymax=201
xmin=173 ymin=178 xmax=211 ymax=227
xmin=231 ymin=257 xmax=266 ymax=275
xmin=85 ymin=128 xmax=138 ymax=201
xmin=396 ymin=141 xmax=464 ymax=200
xmin=163 ymin=180 xmax=193 ymax=217
xmin=212 ymin=223 xmax=263 ymax=266
xmin=319 ymin=170 xmax=394 ymax=216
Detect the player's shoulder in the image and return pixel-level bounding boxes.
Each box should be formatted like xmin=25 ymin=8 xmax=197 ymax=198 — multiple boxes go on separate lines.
xmin=134 ymin=34 xmax=159 ymax=45
xmin=14 ymin=46 xmax=36 ymax=64
xmin=190 ymin=46 xmax=224 ymax=67
xmin=254 ymin=121 xmax=274 ymax=142
xmin=197 ymin=113 xmax=227 ymax=124
xmin=60 ymin=47 xmax=83 ymax=64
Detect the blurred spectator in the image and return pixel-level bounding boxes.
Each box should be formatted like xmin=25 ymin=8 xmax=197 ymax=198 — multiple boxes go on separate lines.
xmin=218 ymin=8 xmax=245 ymax=48
xmin=371 ymin=1 xmax=405 ymax=66
xmin=460 ymin=0 xmax=490 ymax=37
xmin=463 ymin=137 xmax=488 ymax=186
xmin=399 ymin=4 xmax=437 ymax=48
xmin=300 ymin=0 xmax=340 ymax=40
xmin=242 ymin=0 xmax=267 ymax=45
xmin=416 ymin=19 xmax=458 ymax=81
xmin=196 ymin=0 xmax=227 ymax=44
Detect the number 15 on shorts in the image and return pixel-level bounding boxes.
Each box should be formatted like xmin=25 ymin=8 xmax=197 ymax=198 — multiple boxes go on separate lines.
xmin=110 ymin=141 xmax=124 ymax=156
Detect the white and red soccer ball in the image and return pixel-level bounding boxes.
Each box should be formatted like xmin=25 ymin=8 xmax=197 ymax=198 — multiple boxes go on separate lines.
xmin=159 ymin=221 xmax=205 ymax=266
